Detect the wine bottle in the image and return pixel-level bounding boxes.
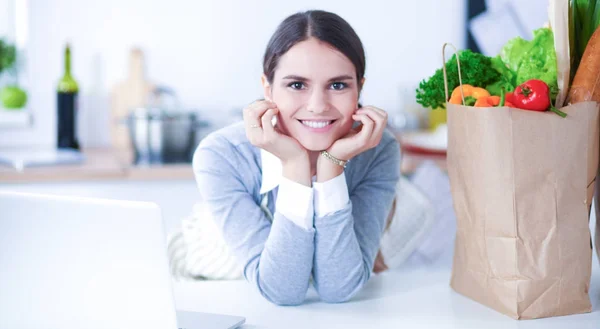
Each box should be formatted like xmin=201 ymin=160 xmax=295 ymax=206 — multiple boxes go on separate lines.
xmin=57 ymin=43 xmax=80 ymax=150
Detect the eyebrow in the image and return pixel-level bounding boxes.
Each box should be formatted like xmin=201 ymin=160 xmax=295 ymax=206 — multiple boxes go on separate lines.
xmin=281 ymin=74 xmax=354 ymax=82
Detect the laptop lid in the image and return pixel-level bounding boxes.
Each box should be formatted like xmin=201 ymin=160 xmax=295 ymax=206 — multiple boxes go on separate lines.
xmin=0 ymin=191 xmax=179 ymax=329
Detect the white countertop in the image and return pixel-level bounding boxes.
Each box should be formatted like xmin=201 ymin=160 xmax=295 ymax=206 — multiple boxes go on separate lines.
xmin=173 ymin=260 xmax=600 ymax=329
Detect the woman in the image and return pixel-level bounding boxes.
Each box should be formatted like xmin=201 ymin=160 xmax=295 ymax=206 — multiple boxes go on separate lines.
xmin=192 ymin=10 xmax=401 ymax=305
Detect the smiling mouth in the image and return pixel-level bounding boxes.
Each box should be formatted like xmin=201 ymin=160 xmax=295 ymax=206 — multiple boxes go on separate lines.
xmin=298 ymin=120 xmax=336 ymax=129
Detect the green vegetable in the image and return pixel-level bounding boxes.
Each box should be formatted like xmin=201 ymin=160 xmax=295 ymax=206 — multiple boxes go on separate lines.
xmin=570 ymin=0 xmax=600 ymax=83
xmin=0 ymin=85 xmax=27 ymax=109
xmin=485 ymin=56 xmax=516 ymax=96
xmin=500 ymin=37 xmax=531 ymax=72
xmin=464 ymin=96 xmax=477 ymax=106
xmin=416 ymin=50 xmax=500 ymax=109
xmin=0 ymin=39 xmax=16 ymax=75
xmin=500 ymin=28 xmax=559 ymax=101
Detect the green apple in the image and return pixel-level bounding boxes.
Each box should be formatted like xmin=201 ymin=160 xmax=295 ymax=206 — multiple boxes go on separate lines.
xmin=0 ymin=85 xmax=28 ymax=109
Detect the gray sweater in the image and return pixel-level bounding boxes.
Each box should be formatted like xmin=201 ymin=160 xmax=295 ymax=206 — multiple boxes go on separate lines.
xmin=192 ymin=122 xmax=401 ymax=305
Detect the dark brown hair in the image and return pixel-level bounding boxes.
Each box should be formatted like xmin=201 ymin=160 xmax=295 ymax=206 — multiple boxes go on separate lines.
xmin=263 ymin=10 xmax=366 ymax=88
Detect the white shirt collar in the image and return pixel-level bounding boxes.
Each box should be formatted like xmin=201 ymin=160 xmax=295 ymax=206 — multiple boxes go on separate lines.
xmin=259 ymin=149 xmax=283 ymax=194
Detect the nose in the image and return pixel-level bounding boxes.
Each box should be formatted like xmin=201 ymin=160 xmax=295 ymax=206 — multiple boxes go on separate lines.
xmin=306 ymin=89 xmax=329 ymax=114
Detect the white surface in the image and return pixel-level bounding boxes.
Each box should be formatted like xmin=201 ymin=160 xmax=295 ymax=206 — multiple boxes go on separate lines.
xmin=0 ymin=109 xmax=32 ymax=128
xmin=401 ymin=124 xmax=448 ymax=152
xmin=0 ymin=179 xmax=200 ymax=233
xmin=0 ymin=0 xmax=466 ymax=148
xmin=0 ymin=191 xmax=245 ymax=329
xmin=174 ymin=214 xmax=600 ymax=328
xmin=0 ymin=191 xmax=179 ymax=329
xmin=173 ymin=260 xmax=600 ymax=329
xmin=0 ymin=0 xmax=15 ymax=38
xmin=177 ymin=311 xmax=245 ymax=329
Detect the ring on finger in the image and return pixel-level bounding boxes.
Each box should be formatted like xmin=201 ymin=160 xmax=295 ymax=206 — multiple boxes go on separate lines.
xmin=249 ymin=123 xmax=261 ymax=128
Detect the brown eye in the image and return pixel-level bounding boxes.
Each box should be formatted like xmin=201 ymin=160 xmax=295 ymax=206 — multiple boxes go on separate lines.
xmin=331 ymin=82 xmax=347 ymax=90
xmin=288 ymin=82 xmax=305 ymax=90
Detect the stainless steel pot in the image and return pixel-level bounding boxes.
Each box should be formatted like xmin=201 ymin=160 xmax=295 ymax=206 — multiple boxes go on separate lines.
xmin=127 ymin=107 xmax=209 ymax=165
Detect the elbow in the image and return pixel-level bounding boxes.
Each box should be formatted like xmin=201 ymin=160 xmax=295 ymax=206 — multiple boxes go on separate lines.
xmin=317 ymin=265 xmax=370 ymax=304
xmin=319 ymin=291 xmax=355 ymax=304
xmin=318 ymin=285 xmax=362 ymax=304
xmin=255 ymin=277 xmax=307 ymax=306
xmin=262 ymin=292 xmax=306 ymax=306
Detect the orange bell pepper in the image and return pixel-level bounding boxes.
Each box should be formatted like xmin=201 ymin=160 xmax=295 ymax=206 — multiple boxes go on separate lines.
xmin=474 ymin=95 xmax=516 ymax=108
xmin=449 ymin=85 xmax=490 ymax=105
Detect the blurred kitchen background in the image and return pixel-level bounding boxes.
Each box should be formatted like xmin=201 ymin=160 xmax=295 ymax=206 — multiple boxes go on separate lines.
xmin=0 ymin=0 xmax=469 ymax=150
xmin=0 ymin=0 xmax=549 ymax=232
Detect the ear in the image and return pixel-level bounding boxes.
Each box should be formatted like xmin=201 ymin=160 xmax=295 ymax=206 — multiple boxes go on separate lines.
xmin=261 ymin=74 xmax=272 ymax=101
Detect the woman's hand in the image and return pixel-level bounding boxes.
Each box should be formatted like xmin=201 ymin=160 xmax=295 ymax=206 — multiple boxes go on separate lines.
xmin=316 ymin=106 xmax=388 ymax=183
xmin=326 ymin=106 xmax=388 ymax=161
xmin=243 ymin=99 xmax=311 ymax=186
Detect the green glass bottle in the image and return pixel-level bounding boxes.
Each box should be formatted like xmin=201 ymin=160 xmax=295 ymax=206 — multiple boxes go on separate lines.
xmin=57 ymin=43 xmax=80 ymax=149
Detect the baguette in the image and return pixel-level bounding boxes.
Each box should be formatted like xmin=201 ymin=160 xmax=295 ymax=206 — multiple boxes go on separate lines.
xmin=568 ymin=25 xmax=600 ymax=104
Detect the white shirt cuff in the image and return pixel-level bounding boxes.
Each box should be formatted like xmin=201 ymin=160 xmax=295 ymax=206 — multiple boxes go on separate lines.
xmin=313 ymin=172 xmax=350 ymax=217
xmin=276 ymin=176 xmax=314 ymax=230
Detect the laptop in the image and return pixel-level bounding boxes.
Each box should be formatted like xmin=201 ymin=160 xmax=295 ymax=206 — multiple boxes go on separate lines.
xmin=0 ymin=191 xmax=245 ymax=329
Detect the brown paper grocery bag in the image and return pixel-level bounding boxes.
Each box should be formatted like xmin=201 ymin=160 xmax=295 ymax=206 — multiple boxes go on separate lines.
xmin=595 ymin=175 xmax=600 ymax=265
xmin=446 ymin=101 xmax=600 ymax=319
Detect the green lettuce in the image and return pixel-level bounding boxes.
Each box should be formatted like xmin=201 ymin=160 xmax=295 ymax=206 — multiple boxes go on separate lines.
xmin=485 ymin=56 xmax=516 ymax=96
xmin=500 ymin=37 xmax=531 ymax=72
xmin=499 ymin=28 xmax=558 ymax=100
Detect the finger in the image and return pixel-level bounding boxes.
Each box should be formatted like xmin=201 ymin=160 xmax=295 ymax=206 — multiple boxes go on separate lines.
xmin=350 ymin=119 xmax=363 ymax=133
xmin=363 ymin=105 xmax=387 ymax=117
xmin=351 ymin=113 xmax=374 ymax=142
xmin=261 ymin=108 xmax=279 ymax=137
xmin=357 ymin=107 xmax=387 ymax=145
xmin=248 ymin=99 xmax=277 ymax=110
xmin=244 ymin=101 xmax=275 ymax=143
xmin=243 ymin=110 xmax=263 ymax=133
xmin=357 ymin=106 xmax=387 ymax=122
xmin=244 ymin=100 xmax=277 ymax=123
xmin=246 ymin=105 xmax=269 ymax=124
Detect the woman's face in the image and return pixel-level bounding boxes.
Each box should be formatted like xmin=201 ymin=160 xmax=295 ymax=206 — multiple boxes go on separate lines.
xmin=263 ymin=37 xmax=362 ymax=151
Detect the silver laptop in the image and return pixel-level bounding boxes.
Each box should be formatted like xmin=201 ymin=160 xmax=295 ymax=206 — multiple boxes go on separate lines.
xmin=0 ymin=191 xmax=245 ymax=329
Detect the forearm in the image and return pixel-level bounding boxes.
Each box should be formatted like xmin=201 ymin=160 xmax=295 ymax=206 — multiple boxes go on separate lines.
xmin=313 ymin=204 xmax=370 ymax=303
xmin=282 ymin=155 xmax=311 ymax=187
xmin=312 ymin=168 xmax=371 ymax=303
xmin=251 ymin=211 xmax=315 ymax=306
xmin=251 ymin=156 xmax=315 ymax=305
xmin=316 ymin=152 xmax=344 ymax=183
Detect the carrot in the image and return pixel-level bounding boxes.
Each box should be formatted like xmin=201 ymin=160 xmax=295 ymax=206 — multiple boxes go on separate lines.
xmin=568 ymin=25 xmax=600 ymax=104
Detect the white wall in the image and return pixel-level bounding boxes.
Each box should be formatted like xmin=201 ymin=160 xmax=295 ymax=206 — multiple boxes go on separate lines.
xmin=0 ymin=0 xmax=466 ymax=148
xmin=0 ymin=0 xmax=14 ymax=37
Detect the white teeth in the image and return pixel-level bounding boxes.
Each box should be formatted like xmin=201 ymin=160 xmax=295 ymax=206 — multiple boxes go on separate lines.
xmin=301 ymin=120 xmax=332 ymax=129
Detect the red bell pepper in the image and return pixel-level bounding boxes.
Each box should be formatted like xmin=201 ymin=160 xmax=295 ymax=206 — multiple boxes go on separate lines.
xmin=513 ymin=79 xmax=567 ymax=117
